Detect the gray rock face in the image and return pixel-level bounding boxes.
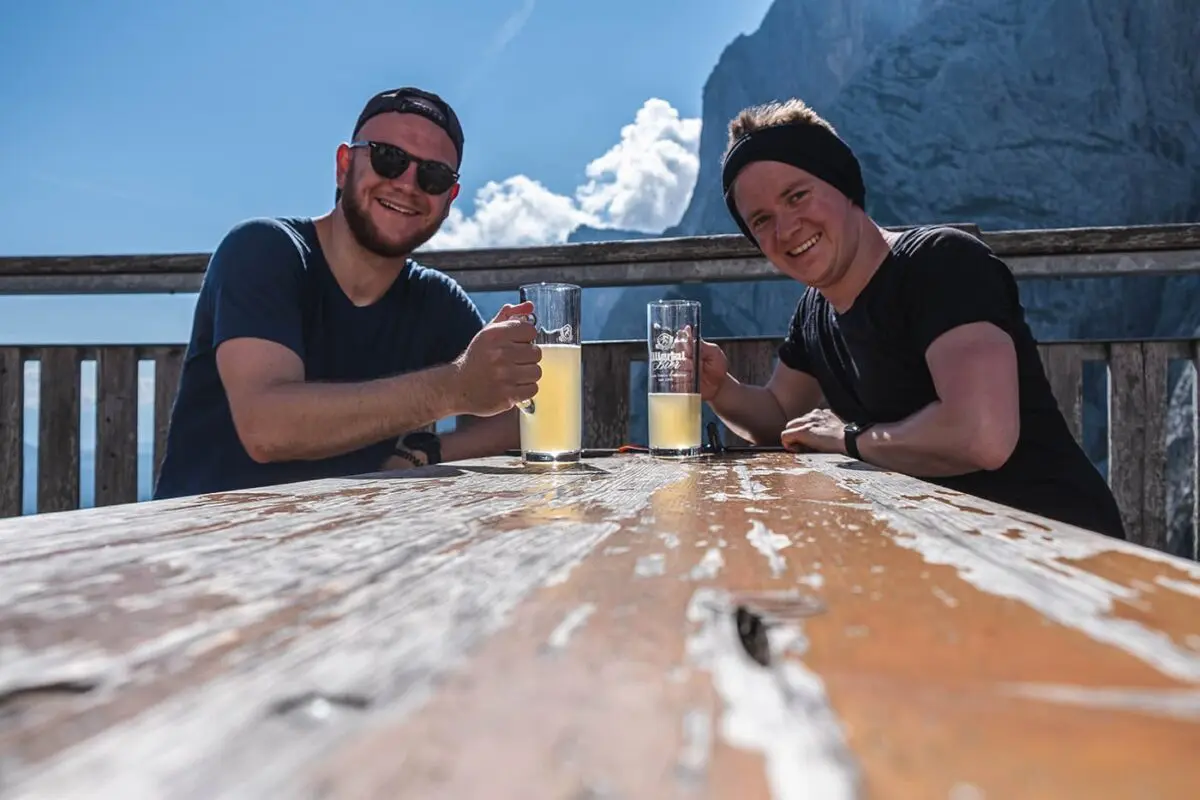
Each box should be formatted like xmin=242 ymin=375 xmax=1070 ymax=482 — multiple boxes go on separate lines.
xmin=669 ymin=0 xmax=1200 ymax=237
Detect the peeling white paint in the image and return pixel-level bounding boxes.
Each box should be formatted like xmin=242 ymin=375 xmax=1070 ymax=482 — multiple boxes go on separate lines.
xmin=808 ymin=458 xmax=1200 ymax=683
xmin=676 ymin=707 xmax=712 ymax=784
xmin=797 ymin=573 xmax=825 ymax=590
xmin=659 ymin=533 xmax=681 ymax=550
xmin=1004 ymin=682 xmax=1200 ymax=721
xmin=1156 ymin=577 xmax=1200 ymax=600
xmin=689 ymin=548 xmax=725 ymax=581
xmin=746 ymin=520 xmax=790 ymax=578
xmin=931 ymin=587 xmax=959 ymax=609
xmin=545 ymin=603 xmax=596 ymax=652
xmin=635 ymin=554 xmax=666 ymax=578
xmin=685 ymin=589 xmax=859 ymax=799
xmin=603 ymin=545 xmax=630 ymax=556
xmin=949 ymin=782 xmax=986 ymax=800
xmin=733 ymin=465 xmax=779 ymax=501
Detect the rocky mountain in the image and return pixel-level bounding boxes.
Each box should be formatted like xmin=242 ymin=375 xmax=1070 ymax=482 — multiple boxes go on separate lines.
xmin=567 ymin=226 xmax=657 ymax=244
xmin=599 ymin=0 xmax=1200 ymax=556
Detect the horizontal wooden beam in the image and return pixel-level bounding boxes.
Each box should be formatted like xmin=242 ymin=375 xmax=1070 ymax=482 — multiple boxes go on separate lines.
xmin=2 ymin=222 xmax=1199 ymax=296
xmin=1 ymin=247 xmax=1198 ymax=297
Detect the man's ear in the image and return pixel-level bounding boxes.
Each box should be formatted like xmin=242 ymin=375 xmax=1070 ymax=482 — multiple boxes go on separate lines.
xmin=335 ymin=143 xmax=352 ymax=190
xmin=449 ymin=183 xmax=461 ymax=203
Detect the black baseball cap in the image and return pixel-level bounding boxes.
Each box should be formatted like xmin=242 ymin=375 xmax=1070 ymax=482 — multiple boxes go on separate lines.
xmin=352 ymin=87 xmax=465 ymax=166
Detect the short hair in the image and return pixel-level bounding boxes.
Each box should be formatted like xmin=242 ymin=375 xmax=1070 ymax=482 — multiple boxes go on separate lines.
xmin=724 ymin=98 xmax=839 ymax=160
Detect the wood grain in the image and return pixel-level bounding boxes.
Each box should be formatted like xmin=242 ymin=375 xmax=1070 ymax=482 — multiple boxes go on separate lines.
xmin=34 ymin=347 xmax=81 ymax=514
xmin=148 ymin=345 xmax=184 ymax=483
xmin=582 ymin=341 xmax=638 ymax=448
xmin=1037 ymin=342 xmax=1100 ymax=443
xmin=94 ymin=348 xmax=139 ymax=507
xmin=1 ymin=453 xmax=1198 ymax=798
xmin=1 ymin=223 xmax=1197 ymax=296
xmin=1194 ymin=342 xmax=1200 ymax=563
xmin=0 ymin=347 xmax=22 ymax=518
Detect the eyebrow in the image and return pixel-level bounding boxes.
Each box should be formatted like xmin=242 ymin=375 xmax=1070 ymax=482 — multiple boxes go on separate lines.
xmin=746 ymin=179 xmax=811 ymax=223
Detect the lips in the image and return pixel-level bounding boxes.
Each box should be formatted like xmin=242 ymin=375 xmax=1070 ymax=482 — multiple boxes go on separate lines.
xmin=377 ymin=197 xmax=420 ymax=216
xmin=786 ymin=232 xmax=821 ymax=257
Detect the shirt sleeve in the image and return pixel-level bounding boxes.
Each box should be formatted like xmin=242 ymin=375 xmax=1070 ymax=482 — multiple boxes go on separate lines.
xmin=205 ymin=219 xmax=308 ymax=359
xmin=899 ymin=228 xmax=1023 ymax=356
xmin=776 ymin=296 xmax=814 ymax=374
xmin=424 ymin=272 xmax=486 ymax=365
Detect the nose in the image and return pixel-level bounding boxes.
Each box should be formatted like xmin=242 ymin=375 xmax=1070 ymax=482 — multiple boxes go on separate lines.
xmin=389 ymin=163 xmax=421 ymax=192
xmin=774 ymin=206 xmax=805 ymax=248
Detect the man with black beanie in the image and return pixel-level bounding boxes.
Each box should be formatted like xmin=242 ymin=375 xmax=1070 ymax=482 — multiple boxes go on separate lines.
xmin=700 ymin=98 xmax=1126 ymax=539
xmin=155 ymin=87 xmax=541 ymax=499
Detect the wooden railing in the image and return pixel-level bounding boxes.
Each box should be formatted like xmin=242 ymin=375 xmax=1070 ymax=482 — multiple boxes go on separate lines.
xmin=1 ymin=222 xmax=1198 ymax=556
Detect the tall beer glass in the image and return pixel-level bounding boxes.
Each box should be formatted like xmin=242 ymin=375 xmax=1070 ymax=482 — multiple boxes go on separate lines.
xmin=519 ymin=283 xmax=583 ymax=463
xmin=647 ymin=299 xmax=702 ymax=458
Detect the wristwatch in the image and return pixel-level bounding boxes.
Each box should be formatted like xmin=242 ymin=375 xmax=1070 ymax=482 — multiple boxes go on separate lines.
xmin=843 ymin=422 xmax=873 ymax=461
xmin=397 ymin=431 xmax=442 ymax=466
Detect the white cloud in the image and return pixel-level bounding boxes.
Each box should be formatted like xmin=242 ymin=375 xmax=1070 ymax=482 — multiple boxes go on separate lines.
xmin=425 ymin=98 xmax=701 ymax=250
xmin=576 ymin=99 xmax=703 ymax=232
xmin=433 ymin=176 xmax=593 ymax=250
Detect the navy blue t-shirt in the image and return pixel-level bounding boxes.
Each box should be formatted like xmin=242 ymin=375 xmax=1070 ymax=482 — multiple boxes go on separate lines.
xmin=153 ymin=217 xmax=485 ymax=499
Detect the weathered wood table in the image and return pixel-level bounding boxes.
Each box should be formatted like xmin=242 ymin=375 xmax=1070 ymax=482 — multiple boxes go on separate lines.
xmin=2 ymin=453 xmax=1199 ymax=799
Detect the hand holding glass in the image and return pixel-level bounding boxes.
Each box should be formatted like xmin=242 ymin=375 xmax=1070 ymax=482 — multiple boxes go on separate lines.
xmin=647 ymin=300 xmax=702 ymax=458
xmin=518 ymin=283 xmax=583 ymax=463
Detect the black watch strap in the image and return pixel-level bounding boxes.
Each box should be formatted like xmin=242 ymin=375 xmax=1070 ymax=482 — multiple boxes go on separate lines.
xmin=844 ymin=423 xmax=872 ymax=460
xmin=391 ymin=447 xmax=423 ymax=468
xmin=400 ymin=431 xmax=442 ymax=466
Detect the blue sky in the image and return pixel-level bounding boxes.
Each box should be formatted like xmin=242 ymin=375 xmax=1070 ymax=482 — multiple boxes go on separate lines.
xmin=0 ymin=0 xmax=770 ymax=257
xmin=0 ymin=0 xmax=772 ymax=346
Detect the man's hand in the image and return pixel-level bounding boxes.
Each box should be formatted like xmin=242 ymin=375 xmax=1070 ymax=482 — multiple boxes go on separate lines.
xmin=781 ymin=408 xmax=846 ymax=455
xmin=451 ymin=302 xmax=542 ymax=417
xmin=699 ymin=340 xmax=731 ymax=401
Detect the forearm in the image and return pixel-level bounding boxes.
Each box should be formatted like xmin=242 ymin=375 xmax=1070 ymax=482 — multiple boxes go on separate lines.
xmin=238 ymin=364 xmax=463 ymax=463
xmin=855 ymin=401 xmax=995 ymax=477
xmin=440 ymin=410 xmax=520 ymax=462
xmin=708 ymin=378 xmax=790 ymax=445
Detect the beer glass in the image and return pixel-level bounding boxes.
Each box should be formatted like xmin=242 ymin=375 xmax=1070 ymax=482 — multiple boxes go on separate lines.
xmin=647 ymin=299 xmax=702 ymax=457
xmin=518 ymin=283 xmax=583 ymax=463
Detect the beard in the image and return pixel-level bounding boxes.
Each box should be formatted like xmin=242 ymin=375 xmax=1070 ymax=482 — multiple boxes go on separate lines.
xmin=341 ymin=173 xmax=446 ymax=258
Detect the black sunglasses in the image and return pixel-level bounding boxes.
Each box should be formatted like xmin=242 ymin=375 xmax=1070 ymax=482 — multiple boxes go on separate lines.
xmin=348 ymin=140 xmax=459 ymax=195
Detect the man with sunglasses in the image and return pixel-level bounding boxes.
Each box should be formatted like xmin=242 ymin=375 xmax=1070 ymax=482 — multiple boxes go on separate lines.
xmin=154 ymin=87 xmax=539 ymax=500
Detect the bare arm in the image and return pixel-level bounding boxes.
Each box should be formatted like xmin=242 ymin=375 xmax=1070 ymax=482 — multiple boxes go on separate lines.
xmin=219 ymin=304 xmax=540 ymax=465
xmin=710 ymin=363 xmax=824 ymax=445
xmin=217 ymin=338 xmax=461 ymax=463
xmin=854 ymin=321 xmax=1020 ymax=476
xmin=699 ymin=338 xmax=823 ymax=445
xmin=440 ymin=410 xmax=520 ymax=462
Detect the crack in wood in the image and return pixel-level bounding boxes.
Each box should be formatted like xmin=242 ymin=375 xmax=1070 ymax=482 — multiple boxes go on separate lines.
xmin=268 ymin=691 xmax=371 ymax=720
xmin=0 ymin=680 xmax=97 ymax=713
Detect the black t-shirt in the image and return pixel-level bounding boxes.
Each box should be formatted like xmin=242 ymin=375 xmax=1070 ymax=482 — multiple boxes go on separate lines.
xmin=778 ymin=225 xmax=1126 ymax=539
xmin=153 ymin=217 xmax=484 ymax=500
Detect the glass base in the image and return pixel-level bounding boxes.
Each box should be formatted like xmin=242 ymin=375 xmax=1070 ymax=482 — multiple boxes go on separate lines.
xmin=650 ymin=445 xmax=703 ymax=459
xmin=523 ymin=450 xmax=582 ymax=464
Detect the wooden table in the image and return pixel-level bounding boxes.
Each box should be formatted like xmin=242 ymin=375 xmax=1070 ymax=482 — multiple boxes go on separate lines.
xmin=2 ymin=453 xmax=1199 ymax=799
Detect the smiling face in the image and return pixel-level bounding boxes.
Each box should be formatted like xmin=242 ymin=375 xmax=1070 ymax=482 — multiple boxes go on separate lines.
xmin=336 ymin=112 xmax=461 ymax=258
xmin=731 ymin=160 xmax=862 ymax=290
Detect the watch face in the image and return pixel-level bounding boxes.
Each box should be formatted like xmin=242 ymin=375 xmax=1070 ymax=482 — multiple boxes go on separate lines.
xmin=405 ymin=431 xmax=438 ymax=448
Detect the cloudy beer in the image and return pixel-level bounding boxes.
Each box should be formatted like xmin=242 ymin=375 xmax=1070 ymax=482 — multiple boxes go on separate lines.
xmin=647 ymin=299 xmax=703 ymax=458
xmin=519 ymin=342 xmax=582 ymax=459
xmin=518 ymin=283 xmax=583 ymax=463
xmin=648 ymin=391 xmax=701 ymax=452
